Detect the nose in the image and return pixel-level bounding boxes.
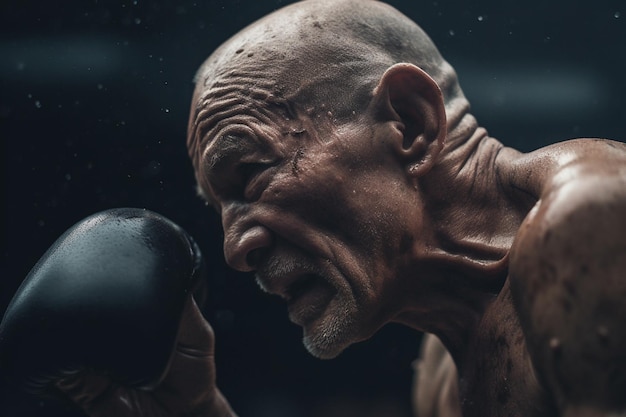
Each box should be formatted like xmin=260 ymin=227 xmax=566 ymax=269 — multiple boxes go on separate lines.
xmin=223 ymin=223 xmax=273 ymax=272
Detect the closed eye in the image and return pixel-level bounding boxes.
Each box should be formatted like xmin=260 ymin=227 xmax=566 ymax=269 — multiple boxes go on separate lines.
xmin=208 ymin=160 xmax=272 ymax=202
xmin=203 ymin=133 xmax=277 ymax=202
xmin=241 ymin=162 xmax=277 ymax=201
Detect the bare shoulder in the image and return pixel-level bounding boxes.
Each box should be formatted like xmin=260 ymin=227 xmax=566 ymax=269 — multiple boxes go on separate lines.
xmin=508 ymin=137 xmax=626 ymax=416
xmin=526 ymin=138 xmax=626 ymax=237
xmin=533 ymin=137 xmax=626 ymax=161
xmin=509 ymin=138 xmax=626 ymax=266
xmin=511 ymin=138 xmax=626 ymax=269
xmin=540 ymin=138 xmax=626 ymax=187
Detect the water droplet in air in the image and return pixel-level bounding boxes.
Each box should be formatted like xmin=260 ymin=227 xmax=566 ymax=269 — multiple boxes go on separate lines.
xmin=615 ymin=11 xmax=621 ymax=18
xmin=549 ymin=337 xmax=561 ymax=354
xmin=449 ymin=29 xmax=455 ymax=36
xmin=477 ymin=15 xmax=484 ymax=21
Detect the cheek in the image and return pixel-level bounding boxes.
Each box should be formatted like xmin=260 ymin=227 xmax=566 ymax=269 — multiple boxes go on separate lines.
xmin=266 ymin=164 xmax=347 ymax=217
xmin=346 ymin=176 xmax=422 ymax=283
xmin=265 ymin=155 xmax=417 ymax=261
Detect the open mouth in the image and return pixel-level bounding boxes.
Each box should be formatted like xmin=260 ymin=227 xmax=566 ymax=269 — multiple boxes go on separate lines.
xmin=284 ymin=272 xmax=337 ymax=326
xmin=255 ymin=261 xmax=338 ymax=326
xmin=286 ymin=273 xmax=320 ymax=302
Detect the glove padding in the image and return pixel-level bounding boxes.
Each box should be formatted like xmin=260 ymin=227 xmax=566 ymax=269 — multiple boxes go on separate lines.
xmin=0 ymin=208 xmax=205 ymax=394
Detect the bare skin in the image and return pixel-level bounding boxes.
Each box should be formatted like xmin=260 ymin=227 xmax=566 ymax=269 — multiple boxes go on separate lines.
xmin=59 ymin=0 xmax=626 ymax=416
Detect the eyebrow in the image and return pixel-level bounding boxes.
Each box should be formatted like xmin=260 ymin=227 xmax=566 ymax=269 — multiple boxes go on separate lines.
xmin=199 ymin=132 xmax=274 ymax=210
xmin=205 ymin=133 xmax=250 ymax=172
xmin=197 ymin=134 xmax=249 ymax=211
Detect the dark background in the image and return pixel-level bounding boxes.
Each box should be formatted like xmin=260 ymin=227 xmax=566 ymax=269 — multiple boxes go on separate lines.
xmin=1 ymin=0 xmax=624 ymax=416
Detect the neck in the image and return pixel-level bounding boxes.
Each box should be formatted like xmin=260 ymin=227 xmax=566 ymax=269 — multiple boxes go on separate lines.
xmin=394 ymin=114 xmax=529 ymax=367
xmin=394 ymin=257 xmax=507 ymax=365
xmin=427 ymin=114 xmax=522 ymax=264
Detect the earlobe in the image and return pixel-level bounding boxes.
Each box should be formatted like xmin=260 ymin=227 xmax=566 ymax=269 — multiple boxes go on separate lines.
xmin=371 ymin=63 xmax=447 ymax=177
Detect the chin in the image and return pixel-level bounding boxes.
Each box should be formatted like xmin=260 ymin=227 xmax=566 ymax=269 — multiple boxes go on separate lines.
xmin=299 ymin=302 xmax=364 ymax=360
xmin=302 ymin=331 xmax=350 ymax=359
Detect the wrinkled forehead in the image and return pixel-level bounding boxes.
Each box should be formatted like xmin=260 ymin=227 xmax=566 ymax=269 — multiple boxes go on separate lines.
xmin=187 ymin=1 xmax=395 ymax=181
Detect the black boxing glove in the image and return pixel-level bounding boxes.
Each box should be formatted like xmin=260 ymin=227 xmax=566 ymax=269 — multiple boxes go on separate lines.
xmin=0 ymin=208 xmax=205 ymax=395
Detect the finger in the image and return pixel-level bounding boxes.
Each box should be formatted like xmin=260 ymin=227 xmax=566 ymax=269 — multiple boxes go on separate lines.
xmin=175 ymin=296 xmax=215 ymax=355
xmin=153 ymin=297 xmax=218 ymax=410
xmin=56 ymin=373 xmax=151 ymax=417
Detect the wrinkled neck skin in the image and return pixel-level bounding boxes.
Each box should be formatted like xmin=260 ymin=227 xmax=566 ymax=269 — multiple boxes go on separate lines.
xmin=394 ymin=102 xmax=532 ymax=368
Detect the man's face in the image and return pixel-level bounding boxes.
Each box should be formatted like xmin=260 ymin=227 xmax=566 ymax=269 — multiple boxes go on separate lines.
xmin=192 ymin=80 xmax=423 ymax=358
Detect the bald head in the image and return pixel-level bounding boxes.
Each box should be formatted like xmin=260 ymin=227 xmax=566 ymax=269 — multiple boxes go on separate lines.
xmin=188 ymin=0 xmax=468 ymax=181
xmin=194 ymin=0 xmax=462 ymax=105
xmin=186 ymin=0 xmax=475 ymax=359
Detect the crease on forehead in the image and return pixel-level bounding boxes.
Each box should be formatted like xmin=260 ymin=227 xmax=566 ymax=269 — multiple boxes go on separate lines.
xmin=190 ymin=61 xmax=377 ymax=196
xmin=187 ymin=16 xmax=307 ymax=172
xmin=188 ymin=27 xmax=384 ymax=162
xmin=191 ymin=0 xmax=394 ymax=109
xmin=188 ymin=59 xmax=297 ymax=174
xmin=188 ymin=0 xmax=464 ymax=184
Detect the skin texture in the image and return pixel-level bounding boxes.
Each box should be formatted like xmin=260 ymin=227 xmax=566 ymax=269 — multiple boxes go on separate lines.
xmin=60 ymin=0 xmax=626 ymax=416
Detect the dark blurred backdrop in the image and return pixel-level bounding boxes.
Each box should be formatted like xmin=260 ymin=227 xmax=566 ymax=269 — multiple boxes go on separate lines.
xmin=1 ymin=0 xmax=625 ymax=416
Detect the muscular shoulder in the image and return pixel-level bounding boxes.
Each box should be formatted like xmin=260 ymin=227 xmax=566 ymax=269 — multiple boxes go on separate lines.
xmin=509 ymin=137 xmax=626 ymax=287
xmin=510 ymin=138 xmax=626 ymax=271
xmin=501 ymin=138 xmax=626 ymax=200
xmin=527 ymin=137 xmax=626 ymax=166
xmin=540 ymin=138 xmax=626 ymax=193
xmin=508 ymin=138 xmax=626 ymax=414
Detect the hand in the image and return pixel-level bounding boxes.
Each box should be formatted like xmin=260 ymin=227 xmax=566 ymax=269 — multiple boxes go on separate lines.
xmin=57 ymin=297 xmax=236 ymax=417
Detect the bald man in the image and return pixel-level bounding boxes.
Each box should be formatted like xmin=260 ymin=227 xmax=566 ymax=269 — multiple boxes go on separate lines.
xmin=57 ymin=0 xmax=626 ymax=416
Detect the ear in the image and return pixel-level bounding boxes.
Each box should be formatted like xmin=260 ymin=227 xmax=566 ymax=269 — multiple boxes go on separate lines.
xmin=371 ymin=63 xmax=447 ymax=177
